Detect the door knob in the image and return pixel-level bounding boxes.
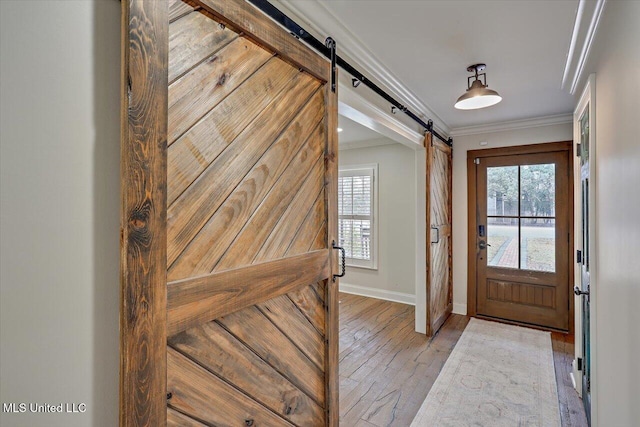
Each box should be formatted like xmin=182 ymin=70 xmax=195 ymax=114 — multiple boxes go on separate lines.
xmin=478 ymin=240 xmax=491 ymax=250
xmin=574 ymin=286 xmax=590 ymax=296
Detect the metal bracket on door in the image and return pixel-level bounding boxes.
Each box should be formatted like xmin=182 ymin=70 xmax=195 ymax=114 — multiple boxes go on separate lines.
xmin=331 ymin=241 xmax=346 ymax=282
xmin=431 ymin=226 xmax=440 ymax=244
xmin=325 ymin=37 xmax=336 ymax=93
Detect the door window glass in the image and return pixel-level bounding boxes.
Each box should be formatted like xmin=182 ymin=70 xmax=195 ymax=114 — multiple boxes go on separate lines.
xmin=487 ymin=163 xmax=556 ymax=272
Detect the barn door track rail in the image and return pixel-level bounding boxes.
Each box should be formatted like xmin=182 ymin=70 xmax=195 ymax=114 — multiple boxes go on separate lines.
xmin=247 ymin=0 xmax=453 ymax=147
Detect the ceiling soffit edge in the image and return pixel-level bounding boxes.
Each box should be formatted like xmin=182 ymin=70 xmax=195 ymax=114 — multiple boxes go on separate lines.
xmin=562 ymin=0 xmax=607 ymax=94
xmin=271 ymin=0 xmax=450 ymax=135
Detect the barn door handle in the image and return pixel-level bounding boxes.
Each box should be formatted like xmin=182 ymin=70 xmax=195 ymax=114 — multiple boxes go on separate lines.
xmin=573 ymin=286 xmax=590 ymax=297
xmin=431 ymin=226 xmax=440 ymax=244
xmin=331 ymin=241 xmax=346 ymax=282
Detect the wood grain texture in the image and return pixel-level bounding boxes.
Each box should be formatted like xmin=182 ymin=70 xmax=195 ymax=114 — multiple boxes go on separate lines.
xmin=257 ymin=294 xmax=326 ymax=370
xmin=167 ymin=74 xmax=320 ymax=268
xmin=167 ymin=250 xmax=330 ymax=336
xmin=169 ymin=0 xmax=194 ymax=23
xmin=167 ymin=58 xmax=298 ymax=205
xmin=168 ymin=11 xmax=236 ymax=83
xmin=324 ymin=79 xmax=340 ymax=426
xmin=169 ymin=321 xmax=325 ymax=425
xmin=213 ymin=147 xmax=325 ymax=271
xmin=285 ymin=190 xmax=326 ymax=257
xmin=168 ymin=91 xmax=324 ymax=279
xmin=167 ymin=408 xmax=207 ymax=427
xmin=252 ymin=165 xmax=325 ymax=263
xmin=167 ymin=348 xmax=295 ymax=426
xmin=186 ymin=0 xmax=330 ymax=82
xmin=120 ymin=1 xmax=168 ymax=426
xmin=288 ymin=283 xmax=326 ymax=336
xmin=218 ymin=306 xmax=327 ymax=406
xmin=168 ymin=36 xmax=271 ymax=144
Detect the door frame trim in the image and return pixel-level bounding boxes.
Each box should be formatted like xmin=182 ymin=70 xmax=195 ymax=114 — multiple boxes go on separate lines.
xmin=466 ymin=141 xmax=574 ymax=333
xmin=572 ymin=73 xmax=597 ymax=424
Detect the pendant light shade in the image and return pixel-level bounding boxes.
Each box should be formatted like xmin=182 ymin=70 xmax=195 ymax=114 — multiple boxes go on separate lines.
xmin=454 ymin=64 xmax=502 ymax=110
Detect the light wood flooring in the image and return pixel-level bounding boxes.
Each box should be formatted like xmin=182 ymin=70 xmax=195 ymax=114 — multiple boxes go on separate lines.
xmin=338 ymin=293 xmax=588 ymax=426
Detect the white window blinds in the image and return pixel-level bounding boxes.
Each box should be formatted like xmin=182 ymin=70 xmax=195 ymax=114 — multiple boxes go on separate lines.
xmin=338 ymin=166 xmax=376 ymax=268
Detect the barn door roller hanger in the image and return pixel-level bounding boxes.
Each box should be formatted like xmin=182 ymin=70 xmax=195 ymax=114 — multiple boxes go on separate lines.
xmin=246 ymin=0 xmax=452 ymax=146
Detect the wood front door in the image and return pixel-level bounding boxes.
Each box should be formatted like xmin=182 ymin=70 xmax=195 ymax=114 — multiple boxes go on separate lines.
xmin=468 ymin=142 xmax=572 ymax=331
xmin=120 ymin=0 xmax=339 ymax=425
xmin=425 ymin=133 xmax=453 ymax=336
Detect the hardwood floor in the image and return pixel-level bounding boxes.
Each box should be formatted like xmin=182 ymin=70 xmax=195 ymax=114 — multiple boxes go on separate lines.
xmin=338 ymin=293 xmax=588 ymax=426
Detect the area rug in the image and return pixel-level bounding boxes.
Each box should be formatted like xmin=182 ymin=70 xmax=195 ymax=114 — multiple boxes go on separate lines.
xmin=410 ymin=318 xmax=561 ymax=427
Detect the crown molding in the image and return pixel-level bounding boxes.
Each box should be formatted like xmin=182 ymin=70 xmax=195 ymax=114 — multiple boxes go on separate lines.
xmin=449 ymin=113 xmax=573 ymax=137
xmin=271 ymin=0 xmax=450 ymax=136
xmin=562 ymin=0 xmax=607 ymax=94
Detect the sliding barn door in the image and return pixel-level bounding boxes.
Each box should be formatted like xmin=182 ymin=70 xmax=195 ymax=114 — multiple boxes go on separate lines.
xmin=425 ymin=133 xmax=453 ymax=336
xmin=120 ymin=0 xmax=339 ymax=425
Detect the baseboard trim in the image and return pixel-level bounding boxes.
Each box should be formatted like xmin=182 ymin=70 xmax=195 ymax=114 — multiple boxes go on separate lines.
xmin=339 ymin=283 xmax=415 ymax=306
xmin=452 ymin=303 xmax=467 ymax=315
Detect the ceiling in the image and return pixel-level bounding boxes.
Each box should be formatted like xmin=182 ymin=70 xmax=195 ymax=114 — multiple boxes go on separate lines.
xmin=338 ymin=114 xmax=384 ymax=143
xmin=286 ymin=0 xmax=579 ymax=130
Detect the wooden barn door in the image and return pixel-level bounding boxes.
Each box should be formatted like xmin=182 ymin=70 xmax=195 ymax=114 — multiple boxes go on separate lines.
xmin=120 ymin=0 xmax=339 ymax=425
xmin=425 ymin=133 xmax=453 ymax=336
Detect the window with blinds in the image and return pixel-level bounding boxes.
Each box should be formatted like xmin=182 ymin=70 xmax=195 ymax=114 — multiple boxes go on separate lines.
xmin=338 ymin=165 xmax=377 ymax=269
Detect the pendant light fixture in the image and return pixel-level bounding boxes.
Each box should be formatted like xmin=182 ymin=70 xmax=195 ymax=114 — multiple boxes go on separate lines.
xmin=454 ymin=63 xmax=502 ymax=110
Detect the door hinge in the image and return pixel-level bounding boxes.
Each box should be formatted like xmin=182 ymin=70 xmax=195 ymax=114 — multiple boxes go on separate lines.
xmin=577 ymin=357 xmax=583 ymax=371
xmin=577 ymin=249 xmax=582 ymax=264
xmin=576 ymin=143 xmax=582 ymax=157
xmin=474 ymin=158 xmax=480 ymax=165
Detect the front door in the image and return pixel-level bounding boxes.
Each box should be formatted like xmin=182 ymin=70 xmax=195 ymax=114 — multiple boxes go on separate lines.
xmin=472 ymin=143 xmax=572 ymax=331
xmin=577 ymin=102 xmax=592 ymax=423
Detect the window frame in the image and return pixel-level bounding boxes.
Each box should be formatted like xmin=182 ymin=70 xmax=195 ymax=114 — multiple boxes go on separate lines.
xmin=338 ymin=164 xmax=378 ymax=270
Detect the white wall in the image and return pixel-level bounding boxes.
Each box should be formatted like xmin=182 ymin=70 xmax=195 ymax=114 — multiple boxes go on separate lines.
xmin=451 ymin=123 xmax=573 ymax=314
xmin=0 ymin=1 xmax=120 ymax=426
xmin=576 ymin=1 xmax=640 ymax=425
xmin=339 ymin=142 xmax=417 ymax=303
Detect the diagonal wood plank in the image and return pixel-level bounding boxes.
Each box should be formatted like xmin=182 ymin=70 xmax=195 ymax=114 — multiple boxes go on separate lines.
xmin=169 ymin=321 xmax=325 ymax=425
xmin=187 ymin=0 xmax=329 ymax=82
xmin=285 ymin=190 xmax=326 ymax=257
xmin=310 ymin=222 xmax=328 ymax=252
xmin=257 ymin=294 xmax=325 ymax=371
xmin=167 ymin=58 xmax=298 ymax=205
xmin=169 ymin=11 xmax=237 ymax=83
xmin=217 ymin=306 xmax=326 ymax=407
xmin=168 ymin=37 xmax=272 ymax=144
xmin=168 ymin=93 xmax=325 ymax=280
xmin=167 ymin=348 xmax=294 ymax=426
xmin=167 ymin=250 xmax=330 ymax=336
xmin=167 ymin=75 xmax=319 ymax=267
xmin=167 ymin=408 xmax=207 ymax=427
xmin=253 ymin=180 xmax=325 ymax=263
xmin=215 ymin=156 xmax=325 ymax=271
xmin=169 ymin=0 xmax=194 ymax=23
xmin=287 ymin=284 xmax=326 ymax=337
